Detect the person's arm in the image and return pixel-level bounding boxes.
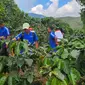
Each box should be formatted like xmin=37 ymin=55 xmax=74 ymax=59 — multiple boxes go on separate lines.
xmin=35 ymin=41 xmax=39 ymax=48
xmin=51 ymin=32 xmax=58 ymax=45
xmin=5 ymin=27 xmax=10 ymax=39
xmin=12 ymin=38 xmax=17 ymax=41
xmin=12 ymin=32 xmax=22 ymax=41
xmin=0 ymin=36 xmax=5 ymax=40
xmin=33 ymin=33 xmax=39 ymax=48
xmin=55 ymin=37 xmax=57 ymax=44
xmin=51 ymin=32 xmax=56 ymax=41
xmin=0 ymin=36 xmax=10 ymax=40
xmin=51 ymin=32 xmax=55 ymax=39
xmin=7 ymin=36 xmax=10 ymax=40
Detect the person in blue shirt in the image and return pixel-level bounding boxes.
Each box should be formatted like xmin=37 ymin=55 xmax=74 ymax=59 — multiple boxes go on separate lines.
xmin=0 ymin=20 xmax=10 ymax=40
xmin=48 ymin=26 xmax=57 ymax=49
xmin=13 ymin=23 xmax=39 ymax=48
xmin=0 ymin=20 xmax=10 ymax=56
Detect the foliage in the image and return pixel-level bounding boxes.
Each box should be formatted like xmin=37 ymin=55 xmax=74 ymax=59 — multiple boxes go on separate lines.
xmin=38 ymin=31 xmax=85 ymax=85
xmin=0 ymin=40 xmax=42 ymax=85
xmin=0 ymin=0 xmax=85 ymax=85
xmin=76 ymin=0 xmax=85 ymax=31
xmin=0 ymin=31 xmax=85 ymax=85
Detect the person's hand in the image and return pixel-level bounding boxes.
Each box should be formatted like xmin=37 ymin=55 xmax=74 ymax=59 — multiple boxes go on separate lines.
xmin=0 ymin=36 xmax=5 ymax=39
xmin=56 ymin=42 xmax=59 ymax=45
xmin=12 ymin=38 xmax=16 ymax=41
xmin=35 ymin=41 xmax=39 ymax=48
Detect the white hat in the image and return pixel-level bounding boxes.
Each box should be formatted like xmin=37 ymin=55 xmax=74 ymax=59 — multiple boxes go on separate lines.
xmin=23 ymin=23 xmax=30 ymax=29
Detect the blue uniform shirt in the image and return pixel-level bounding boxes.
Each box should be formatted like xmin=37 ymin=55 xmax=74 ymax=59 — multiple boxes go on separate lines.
xmin=49 ymin=31 xmax=56 ymax=48
xmin=15 ymin=32 xmax=38 ymax=45
xmin=0 ymin=26 xmax=10 ymax=38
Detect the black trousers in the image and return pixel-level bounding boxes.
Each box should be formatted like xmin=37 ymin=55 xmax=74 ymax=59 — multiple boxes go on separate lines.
xmin=0 ymin=43 xmax=8 ymax=56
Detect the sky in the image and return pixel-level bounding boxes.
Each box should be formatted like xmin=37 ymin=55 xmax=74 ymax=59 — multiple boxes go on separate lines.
xmin=14 ymin=0 xmax=81 ymax=17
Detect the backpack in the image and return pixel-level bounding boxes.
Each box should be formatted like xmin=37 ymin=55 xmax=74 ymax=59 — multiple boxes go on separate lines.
xmin=55 ymin=30 xmax=63 ymax=42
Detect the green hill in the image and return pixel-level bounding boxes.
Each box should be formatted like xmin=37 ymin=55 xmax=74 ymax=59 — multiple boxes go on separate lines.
xmin=58 ymin=17 xmax=83 ymax=29
xmin=28 ymin=13 xmax=83 ymax=29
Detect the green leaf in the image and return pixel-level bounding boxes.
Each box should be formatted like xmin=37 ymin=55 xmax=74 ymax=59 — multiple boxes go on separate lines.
xmin=25 ymin=59 xmax=33 ymax=67
xmin=9 ymin=71 xmax=19 ymax=82
xmin=68 ymin=68 xmax=81 ymax=85
xmin=15 ymin=42 xmax=20 ymax=56
xmin=46 ymin=81 xmax=51 ymax=85
xmin=9 ymin=41 xmax=16 ymax=50
xmin=56 ymin=48 xmax=64 ymax=56
xmin=51 ymin=77 xmax=57 ymax=85
xmin=61 ymin=60 xmax=70 ymax=74
xmin=0 ymin=63 xmax=3 ymax=73
xmin=8 ymin=76 xmax=12 ymax=85
xmin=71 ymin=50 xmax=80 ymax=59
xmin=17 ymin=58 xmax=24 ymax=68
xmin=43 ymin=58 xmax=51 ymax=66
xmin=0 ymin=75 xmax=8 ymax=85
xmin=7 ymin=58 xmax=13 ymax=67
xmin=61 ymin=49 xmax=69 ymax=59
xmin=27 ymin=74 xmax=33 ymax=84
xmin=53 ymin=57 xmax=59 ymax=66
xmin=51 ymin=77 xmax=68 ymax=85
xmin=50 ymin=68 xmax=65 ymax=81
xmin=23 ymin=40 xmax=28 ymax=54
xmin=63 ymin=79 xmax=68 ymax=85
xmin=72 ymin=41 xmax=85 ymax=49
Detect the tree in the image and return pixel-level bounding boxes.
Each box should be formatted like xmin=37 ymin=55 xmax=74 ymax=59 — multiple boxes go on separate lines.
xmin=76 ymin=0 xmax=85 ymax=5
xmin=0 ymin=0 xmax=26 ymax=32
xmin=76 ymin=0 xmax=85 ymax=31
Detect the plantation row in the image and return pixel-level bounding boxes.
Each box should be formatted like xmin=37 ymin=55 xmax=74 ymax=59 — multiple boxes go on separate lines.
xmin=0 ymin=30 xmax=85 ymax=85
xmin=0 ymin=0 xmax=85 ymax=85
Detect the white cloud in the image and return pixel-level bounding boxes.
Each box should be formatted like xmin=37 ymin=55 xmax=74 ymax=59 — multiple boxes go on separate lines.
xmin=14 ymin=0 xmax=36 ymax=12
xmin=55 ymin=0 xmax=81 ymax=17
xmin=44 ymin=0 xmax=58 ymax=16
xmin=30 ymin=0 xmax=81 ymax=17
xmin=31 ymin=4 xmax=44 ymax=15
xmin=30 ymin=0 xmax=58 ymax=17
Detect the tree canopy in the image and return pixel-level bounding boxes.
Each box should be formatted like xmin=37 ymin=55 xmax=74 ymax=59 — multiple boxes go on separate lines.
xmin=76 ymin=0 xmax=85 ymax=31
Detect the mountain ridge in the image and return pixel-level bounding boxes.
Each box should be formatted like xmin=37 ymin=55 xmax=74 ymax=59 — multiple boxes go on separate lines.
xmin=28 ymin=13 xmax=83 ymax=29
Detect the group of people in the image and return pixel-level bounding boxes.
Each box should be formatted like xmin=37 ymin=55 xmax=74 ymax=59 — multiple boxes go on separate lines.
xmin=48 ymin=26 xmax=64 ymax=49
xmin=0 ymin=20 xmax=64 ymax=51
xmin=0 ymin=21 xmax=64 ymax=75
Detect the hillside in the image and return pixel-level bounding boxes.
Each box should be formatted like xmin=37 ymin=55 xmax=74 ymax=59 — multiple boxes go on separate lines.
xmin=58 ymin=17 xmax=83 ymax=29
xmin=28 ymin=13 xmax=83 ymax=29
xmin=28 ymin=13 xmax=44 ymax=18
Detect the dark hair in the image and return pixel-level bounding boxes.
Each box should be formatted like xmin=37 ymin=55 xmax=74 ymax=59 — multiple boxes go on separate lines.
xmin=48 ymin=26 xmax=54 ymax=30
xmin=56 ymin=26 xmax=60 ymax=30
xmin=0 ymin=20 xmax=4 ymax=25
xmin=60 ymin=28 xmax=65 ymax=33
